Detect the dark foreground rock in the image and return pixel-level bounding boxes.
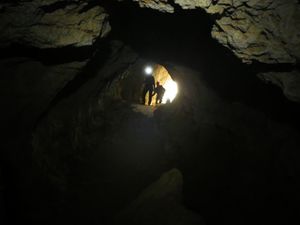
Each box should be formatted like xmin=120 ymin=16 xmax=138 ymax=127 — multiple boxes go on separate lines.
xmin=114 ymin=168 xmax=205 ymax=225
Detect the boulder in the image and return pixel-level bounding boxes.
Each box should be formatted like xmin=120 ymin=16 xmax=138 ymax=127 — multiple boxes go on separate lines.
xmin=211 ymin=0 xmax=300 ymax=64
xmin=114 ymin=168 xmax=205 ymax=225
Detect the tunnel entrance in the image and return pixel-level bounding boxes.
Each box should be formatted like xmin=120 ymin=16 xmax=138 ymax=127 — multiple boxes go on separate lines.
xmin=106 ymin=0 xmax=300 ymax=127
xmin=120 ymin=63 xmax=178 ymax=107
xmin=144 ymin=64 xmax=178 ymax=106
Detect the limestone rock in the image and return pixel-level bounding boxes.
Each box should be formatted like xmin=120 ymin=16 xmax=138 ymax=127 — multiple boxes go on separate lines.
xmin=0 ymin=1 xmax=111 ymax=48
xmin=131 ymin=0 xmax=300 ymax=64
xmin=114 ymin=168 xmax=205 ymax=225
xmin=258 ymin=71 xmax=300 ymax=102
xmin=133 ymin=0 xmax=175 ymax=13
xmin=211 ymin=0 xmax=300 ymax=64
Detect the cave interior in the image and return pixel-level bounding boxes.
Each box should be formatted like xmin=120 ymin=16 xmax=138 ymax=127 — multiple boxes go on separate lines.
xmin=1 ymin=1 xmax=300 ymax=225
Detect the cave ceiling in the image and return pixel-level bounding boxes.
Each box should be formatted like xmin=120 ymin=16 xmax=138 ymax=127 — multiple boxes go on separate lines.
xmin=133 ymin=0 xmax=300 ymax=65
xmin=0 ymin=0 xmax=300 ymax=102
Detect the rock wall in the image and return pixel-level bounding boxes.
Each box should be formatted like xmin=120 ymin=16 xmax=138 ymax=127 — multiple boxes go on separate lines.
xmin=0 ymin=0 xmax=112 ymax=167
xmin=1 ymin=1 xmax=300 ymax=224
xmin=23 ymin=53 xmax=300 ymax=224
xmin=0 ymin=58 xmax=86 ymax=131
xmin=133 ymin=0 xmax=300 ymax=64
xmin=1 ymin=0 xmax=300 ymax=103
xmin=210 ymin=0 xmax=300 ymax=64
xmin=0 ymin=0 xmax=111 ymax=48
xmin=0 ymin=2 xmax=112 ymax=222
xmin=258 ymin=70 xmax=300 ymax=102
xmin=131 ymin=0 xmax=300 ymax=103
xmin=155 ymin=63 xmax=300 ymax=225
xmin=28 ymin=41 xmax=139 ymax=223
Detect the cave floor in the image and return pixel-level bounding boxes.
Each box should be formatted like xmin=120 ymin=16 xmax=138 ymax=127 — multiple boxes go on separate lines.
xmin=67 ymin=102 xmax=172 ymax=224
xmin=131 ymin=103 xmax=157 ymax=117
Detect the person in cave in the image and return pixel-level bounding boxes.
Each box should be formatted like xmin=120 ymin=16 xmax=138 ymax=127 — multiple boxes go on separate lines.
xmin=155 ymin=82 xmax=165 ymax=104
xmin=142 ymin=73 xmax=155 ymax=105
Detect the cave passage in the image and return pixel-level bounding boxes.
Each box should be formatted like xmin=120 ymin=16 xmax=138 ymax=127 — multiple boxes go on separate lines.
xmin=105 ymin=0 xmax=300 ymax=126
xmin=120 ymin=62 xmax=179 ymax=107
xmin=143 ymin=64 xmax=178 ymax=106
xmin=1 ymin=1 xmax=300 ymax=225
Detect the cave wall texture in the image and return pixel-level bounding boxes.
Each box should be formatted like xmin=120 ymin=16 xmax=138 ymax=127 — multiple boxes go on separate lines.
xmin=133 ymin=0 xmax=300 ymax=102
xmin=0 ymin=0 xmax=111 ymax=48
xmin=135 ymin=0 xmax=300 ymax=64
xmin=1 ymin=0 xmax=300 ymax=225
xmin=1 ymin=0 xmax=300 ymax=101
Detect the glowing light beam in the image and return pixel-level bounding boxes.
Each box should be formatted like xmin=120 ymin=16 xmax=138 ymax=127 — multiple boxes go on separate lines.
xmin=162 ymin=78 xmax=178 ymax=103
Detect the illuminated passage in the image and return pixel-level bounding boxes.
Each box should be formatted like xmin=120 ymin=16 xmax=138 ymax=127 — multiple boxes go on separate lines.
xmin=162 ymin=78 xmax=178 ymax=103
xmin=144 ymin=64 xmax=178 ymax=106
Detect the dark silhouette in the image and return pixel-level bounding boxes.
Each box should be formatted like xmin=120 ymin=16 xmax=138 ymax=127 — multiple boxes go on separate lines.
xmin=155 ymin=82 xmax=166 ymax=104
xmin=142 ymin=74 xmax=155 ymax=105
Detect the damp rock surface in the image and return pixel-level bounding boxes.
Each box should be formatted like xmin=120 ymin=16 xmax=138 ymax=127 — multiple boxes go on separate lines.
xmin=0 ymin=1 xmax=111 ymax=48
xmin=131 ymin=0 xmax=300 ymax=64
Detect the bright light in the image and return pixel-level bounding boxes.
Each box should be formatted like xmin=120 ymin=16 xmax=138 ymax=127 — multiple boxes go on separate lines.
xmin=162 ymin=78 xmax=178 ymax=103
xmin=145 ymin=66 xmax=153 ymax=75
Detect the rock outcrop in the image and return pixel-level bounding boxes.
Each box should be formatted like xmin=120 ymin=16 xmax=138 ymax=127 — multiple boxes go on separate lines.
xmin=114 ymin=169 xmax=205 ymax=225
xmin=210 ymin=0 xmax=300 ymax=64
xmin=133 ymin=0 xmax=300 ymax=64
xmin=258 ymin=70 xmax=300 ymax=102
xmin=134 ymin=0 xmax=175 ymax=13
xmin=131 ymin=0 xmax=300 ymax=102
xmin=0 ymin=0 xmax=111 ymax=48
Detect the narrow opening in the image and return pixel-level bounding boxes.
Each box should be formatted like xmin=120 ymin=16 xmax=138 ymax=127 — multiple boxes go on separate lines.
xmin=144 ymin=64 xmax=178 ymax=106
xmin=120 ymin=63 xmax=178 ymax=107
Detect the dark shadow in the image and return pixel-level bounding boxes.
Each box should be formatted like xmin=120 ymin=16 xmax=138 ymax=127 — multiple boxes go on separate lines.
xmin=33 ymin=40 xmax=113 ymax=127
xmin=0 ymin=44 xmax=94 ymax=65
xmin=39 ymin=1 xmax=74 ymax=13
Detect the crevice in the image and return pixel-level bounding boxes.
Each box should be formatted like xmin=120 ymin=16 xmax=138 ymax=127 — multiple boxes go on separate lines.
xmin=105 ymin=0 xmax=215 ymax=66
xmin=78 ymin=0 xmax=103 ymax=13
xmin=0 ymin=44 xmax=95 ymax=65
xmin=0 ymin=1 xmax=19 ymax=5
xmin=39 ymin=1 xmax=79 ymax=13
xmin=250 ymin=61 xmax=300 ymax=73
